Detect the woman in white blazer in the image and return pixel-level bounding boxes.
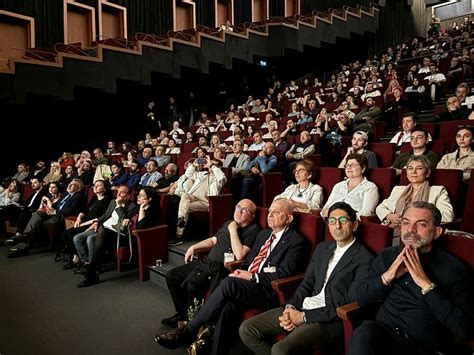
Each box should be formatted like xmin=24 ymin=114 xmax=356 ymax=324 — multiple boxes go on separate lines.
xmin=377 ymin=155 xmax=454 ymax=236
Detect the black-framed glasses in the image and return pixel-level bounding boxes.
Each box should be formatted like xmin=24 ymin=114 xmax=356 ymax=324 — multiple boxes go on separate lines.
xmin=326 ymin=216 xmax=351 ymax=225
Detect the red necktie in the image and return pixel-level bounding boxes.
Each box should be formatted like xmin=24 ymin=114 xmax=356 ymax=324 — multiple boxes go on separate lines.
xmin=248 ymin=233 xmax=276 ymax=273
xmin=396 ymin=131 xmax=404 ymax=146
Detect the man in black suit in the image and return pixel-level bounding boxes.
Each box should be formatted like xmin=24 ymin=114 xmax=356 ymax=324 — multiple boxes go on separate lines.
xmin=349 ymin=202 xmax=474 ymax=355
xmin=155 ymin=199 xmax=309 ymax=354
xmin=8 ymin=178 xmax=84 ymax=258
xmin=1 ymin=177 xmax=47 ymax=239
xmin=239 ymin=201 xmax=373 ymax=354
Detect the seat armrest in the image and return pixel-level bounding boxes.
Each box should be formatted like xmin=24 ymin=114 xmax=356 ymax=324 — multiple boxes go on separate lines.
xmin=132 ymin=225 xmax=169 ymax=281
xmin=225 ymin=260 xmax=243 ymax=271
xmin=193 ymin=246 xmax=212 ymax=258
xmin=337 ymin=302 xmax=362 ymax=355
xmin=64 ymin=216 xmax=77 ymax=230
xmin=336 ymin=302 xmax=361 ymax=321
xmin=271 ymin=273 xmax=304 ymax=305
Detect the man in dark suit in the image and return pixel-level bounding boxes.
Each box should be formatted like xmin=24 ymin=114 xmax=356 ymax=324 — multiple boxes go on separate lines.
xmin=155 ymin=199 xmax=309 ymax=354
xmin=2 ymin=177 xmax=48 ymax=240
xmin=8 ymin=178 xmax=85 ymax=258
xmin=239 ymin=201 xmax=373 ymax=354
xmin=77 ymin=184 xmax=138 ymax=287
xmin=350 ymin=202 xmax=473 ymax=355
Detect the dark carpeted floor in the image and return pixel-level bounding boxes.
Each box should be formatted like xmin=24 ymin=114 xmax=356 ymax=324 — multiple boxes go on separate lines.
xmin=0 ymin=243 xmax=187 ymax=355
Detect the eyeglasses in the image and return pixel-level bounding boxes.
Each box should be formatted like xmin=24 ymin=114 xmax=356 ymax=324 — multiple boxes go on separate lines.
xmin=344 ymin=163 xmax=360 ymax=169
xmin=235 ymin=205 xmax=251 ymax=214
xmin=326 ymin=216 xmax=351 ymax=225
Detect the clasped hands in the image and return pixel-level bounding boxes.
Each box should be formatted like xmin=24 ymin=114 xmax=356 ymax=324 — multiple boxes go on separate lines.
xmin=382 ymin=245 xmax=432 ymax=290
xmin=278 ymin=307 xmax=305 ymax=332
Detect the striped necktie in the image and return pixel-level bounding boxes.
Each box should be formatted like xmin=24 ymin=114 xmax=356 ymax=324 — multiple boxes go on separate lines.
xmin=248 ymin=233 xmax=276 ymax=273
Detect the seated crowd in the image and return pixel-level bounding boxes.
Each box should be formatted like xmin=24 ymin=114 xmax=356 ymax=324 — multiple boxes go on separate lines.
xmin=1 ymin=17 xmax=474 ymax=355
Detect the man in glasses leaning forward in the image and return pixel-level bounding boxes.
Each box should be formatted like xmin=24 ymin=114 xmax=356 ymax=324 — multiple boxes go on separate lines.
xmin=239 ymin=201 xmax=373 ymax=354
xmin=160 ymin=199 xmax=260 ymax=328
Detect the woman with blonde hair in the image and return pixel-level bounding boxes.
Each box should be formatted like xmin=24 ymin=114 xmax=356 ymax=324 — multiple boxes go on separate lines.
xmin=44 ymin=162 xmax=63 ymax=184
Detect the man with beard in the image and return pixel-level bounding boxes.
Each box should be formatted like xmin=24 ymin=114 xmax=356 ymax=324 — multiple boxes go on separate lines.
xmin=156 ymin=163 xmax=178 ymax=191
xmin=349 ymin=201 xmax=473 ymax=355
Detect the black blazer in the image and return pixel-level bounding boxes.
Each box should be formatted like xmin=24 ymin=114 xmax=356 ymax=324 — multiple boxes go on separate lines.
xmin=287 ymin=240 xmax=373 ymax=324
xmin=98 ymin=200 xmax=138 ymax=225
xmin=242 ymin=228 xmax=309 ymax=296
xmin=22 ymin=188 xmax=48 ymax=210
xmin=55 ymin=191 xmax=84 ymax=216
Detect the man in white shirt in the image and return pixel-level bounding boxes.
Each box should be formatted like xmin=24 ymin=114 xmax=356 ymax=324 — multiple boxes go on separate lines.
xmin=248 ymin=131 xmax=265 ymax=151
xmin=173 ymin=159 xmax=227 ymax=244
xmin=239 ymin=202 xmax=373 ymax=354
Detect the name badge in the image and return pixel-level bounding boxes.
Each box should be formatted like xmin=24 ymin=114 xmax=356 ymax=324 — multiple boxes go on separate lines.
xmin=224 ymin=252 xmax=235 ymax=263
xmin=263 ymin=266 xmax=276 ymax=273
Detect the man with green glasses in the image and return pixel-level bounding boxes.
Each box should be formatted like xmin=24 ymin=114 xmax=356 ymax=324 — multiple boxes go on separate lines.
xmin=239 ymin=201 xmax=373 ymax=354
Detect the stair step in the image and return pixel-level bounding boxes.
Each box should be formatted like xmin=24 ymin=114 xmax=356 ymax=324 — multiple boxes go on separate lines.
xmin=149 ymin=260 xmax=180 ymax=288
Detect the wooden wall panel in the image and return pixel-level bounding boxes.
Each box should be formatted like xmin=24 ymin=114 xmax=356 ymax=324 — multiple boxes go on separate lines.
xmin=0 ymin=10 xmax=34 ymax=60
xmin=174 ymin=0 xmax=196 ymax=31
xmin=99 ymin=1 xmax=127 ymax=39
xmin=253 ymin=0 xmax=268 ymax=22
xmin=216 ymin=0 xmax=234 ymax=27
xmin=285 ymin=0 xmax=299 ymax=16
xmin=64 ymin=1 xmax=95 ymax=46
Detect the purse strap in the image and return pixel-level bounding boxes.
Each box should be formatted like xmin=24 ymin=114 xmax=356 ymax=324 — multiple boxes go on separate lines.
xmin=116 ymin=224 xmax=133 ymax=264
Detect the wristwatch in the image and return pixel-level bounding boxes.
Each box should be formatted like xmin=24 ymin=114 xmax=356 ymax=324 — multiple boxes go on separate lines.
xmin=249 ymin=273 xmax=256 ymax=283
xmin=421 ymin=283 xmax=437 ymax=295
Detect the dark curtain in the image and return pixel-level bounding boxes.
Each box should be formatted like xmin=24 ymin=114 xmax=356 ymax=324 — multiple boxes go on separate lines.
xmin=269 ymin=0 xmax=284 ymax=17
xmin=111 ymin=0 xmax=173 ymax=36
xmin=196 ymin=0 xmax=215 ymax=28
xmin=370 ymin=0 xmax=416 ymax=55
xmin=234 ymin=0 xmax=251 ymax=25
xmin=0 ymin=0 xmax=63 ymax=48
xmin=300 ymin=0 xmax=323 ymax=13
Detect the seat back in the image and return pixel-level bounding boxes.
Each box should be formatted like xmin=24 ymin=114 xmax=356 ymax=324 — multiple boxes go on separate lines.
xmin=367 ymin=143 xmax=395 ymax=168
xmin=365 ymin=168 xmax=396 ymax=200
xmin=292 ymin=212 xmax=325 ymax=254
xmin=438 ymin=119 xmax=472 ymax=151
xmin=459 ymin=176 xmax=474 ymax=233
xmin=438 ymin=234 xmax=474 ymax=270
xmin=315 ymin=168 xmax=345 ymax=203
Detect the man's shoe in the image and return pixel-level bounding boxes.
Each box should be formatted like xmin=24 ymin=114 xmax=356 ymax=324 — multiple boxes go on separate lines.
xmin=6 ymin=234 xmax=27 ymax=245
xmin=168 ymin=237 xmax=183 ymax=246
xmin=77 ymin=275 xmax=100 ymax=288
xmin=63 ymin=261 xmax=81 ymax=270
xmin=7 ymin=247 xmax=29 ymax=258
xmin=177 ymin=217 xmax=186 ymax=229
xmin=10 ymin=242 xmax=28 ymax=251
xmin=161 ymin=313 xmax=183 ymax=328
xmin=155 ymin=326 xmax=193 ymax=349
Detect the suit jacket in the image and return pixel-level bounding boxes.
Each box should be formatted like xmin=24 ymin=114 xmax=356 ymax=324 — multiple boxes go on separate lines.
xmin=223 ymin=153 xmax=251 ymax=176
xmin=287 ymin=240 xmax=373 ymax=324
xmin=242 ymin=228 xmax=309 ymax=297
xmin=98 ymin=200 xmax=138 ymax=225
xmin=375 ymin=185 xmax=454 ymax=224
xmin=55 ymin=191 xmax=84 ymax=216
xmin=22 ymin=188 xmax=48 ymax=210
